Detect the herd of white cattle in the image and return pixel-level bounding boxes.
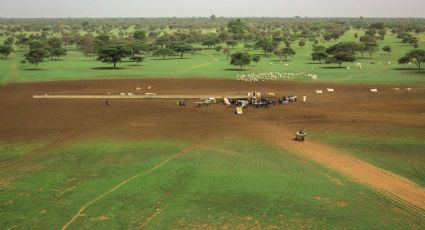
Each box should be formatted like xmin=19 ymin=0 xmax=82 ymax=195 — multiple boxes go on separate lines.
xmin=236 ymin=72 xmax=319 ymax=82
xmin=313 ymin=87 xmax=413 ymax=95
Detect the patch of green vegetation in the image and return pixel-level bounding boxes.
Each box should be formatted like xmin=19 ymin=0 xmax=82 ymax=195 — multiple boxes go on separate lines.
xmin=1 ymin=29 xmax=425 ymax=85
xmin=0 ymin=139 xmax=423 ymax=229
xmin=313 ymin=132 xmax=425 ymax=187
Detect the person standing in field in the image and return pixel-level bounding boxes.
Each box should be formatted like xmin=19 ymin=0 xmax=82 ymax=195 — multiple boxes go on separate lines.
xmin=105 ymin=99 xmax=110 ymax=106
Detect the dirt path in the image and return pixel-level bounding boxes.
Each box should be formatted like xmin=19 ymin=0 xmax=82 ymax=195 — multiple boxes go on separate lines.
xmin=60 ymin=145 xmax=195 ymax=230
xmin=257 ymin=123 xmax=425 ymax=216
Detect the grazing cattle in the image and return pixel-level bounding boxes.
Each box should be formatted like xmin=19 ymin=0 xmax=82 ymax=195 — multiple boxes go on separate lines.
xmin=147 ymin=86 xmax=152 ymax=91
xmin=370 ymin=88 xmax=378 ymax=94
xmin=406 ymin=88 xmax=412 ymax=92
xmin=127 ymin=92 xmax=133 ymax=96
xmin=315 ymin=90 xmax=323 ymax=95
xmin=346 ymin=67 xmax=351 ymax=70
xmin=391 ymin=88 xmax=400 ymax=92
xmin=136 ymin=87 xmax=142 ymax=91
xmin=120 ymin=93 xmax=125 ymax=96
xmin=326 ymin=88 xmax=334 ymax=93
xmin=387 ymin=61 xmax=392 ymax=64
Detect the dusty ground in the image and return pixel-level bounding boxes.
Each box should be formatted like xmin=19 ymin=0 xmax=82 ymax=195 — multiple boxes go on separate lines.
xmin=1 ymin=78 xmax=425 ymax=213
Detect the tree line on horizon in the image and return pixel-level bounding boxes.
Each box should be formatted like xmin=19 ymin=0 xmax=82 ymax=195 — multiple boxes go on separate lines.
xmin=0 ymin=18 xmax=424 ymax=70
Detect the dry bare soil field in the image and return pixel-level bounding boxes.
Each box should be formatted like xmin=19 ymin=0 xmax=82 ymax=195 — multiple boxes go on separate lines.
xmin=1 ymin=78 xmax=425 ymax=229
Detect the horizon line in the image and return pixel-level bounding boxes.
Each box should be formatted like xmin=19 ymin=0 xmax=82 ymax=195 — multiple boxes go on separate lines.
xmin=1 ymin=16 xmax=425 ymax=20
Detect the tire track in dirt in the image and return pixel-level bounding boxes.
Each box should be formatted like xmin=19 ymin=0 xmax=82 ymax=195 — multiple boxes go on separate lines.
xmin=256 ymin=122 xmax=425 ymax=216
xmin=60 ymin=145 xmax=196 ymax=230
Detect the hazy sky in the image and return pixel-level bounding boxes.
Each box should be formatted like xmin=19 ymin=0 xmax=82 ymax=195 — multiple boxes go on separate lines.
xmin=1 ymin=0 xmax=424 ymax=18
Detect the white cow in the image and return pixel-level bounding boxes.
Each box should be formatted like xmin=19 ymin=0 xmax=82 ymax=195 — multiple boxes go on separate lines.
xmin=406 ymin=88 xmax=412 ymax=92
xmin=326 ymin=88 xmax=334 ymax=93
xmin=370 ymin=88 xmax=378 ymax=94
xmin=120 ymin=92 xmax=126 ymax=96
xmin=315 ymin=89 xmax=323 ymax=95
xmin=391 ymin=87 xmax=400 ymax=92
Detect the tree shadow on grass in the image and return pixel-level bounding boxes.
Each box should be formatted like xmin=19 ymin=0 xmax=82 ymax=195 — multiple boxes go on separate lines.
xmin=393 ymin=67 xmax=424 ymax=73
xmin=307 ymin=62 xmax=323 ymax=65
xmin=150 ymin=58 xmax=174 ymax=61
xmin=321 ymin=66 xmax=344 ymax=69
xmin=270 ymin=59 xmax=291 ymax=62
xmin=224 ymin=68 xmax=248 ymax=71
xmin=92 ymin=67 xmax=126 ymax=70
xmin=127 ymin=64 xmax=142 ymax=67
xmin=21 ymin=68 xmax=47 ymax=71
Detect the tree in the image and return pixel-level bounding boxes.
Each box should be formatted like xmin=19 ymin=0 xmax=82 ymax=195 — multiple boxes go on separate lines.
xmin=364 ymin=42 xmax=379 ymax=59
xmin=133 ymin=30 xmax=147 ymax=41
xmin=129 ymin=56 xmax=144 ymax=64
xmin=311 ymin=45 xmax=328 ymax=63
xmin=25 ymin=48 xmax=48 ymax=69
xmin=326 ymin=42 xmax=358 ymax=55
xmin=398 ymin=49 xmax=425 ymax=70
xmin=359 ymin=35 xmax=378 ymax=43
xmin=252 ymin=55 xmax=261 ymax=65
xmin=230 ymin=52 xmax=251 ymax=70
xmin=96 ymin=44 xmax=131 ymax=68
xmin=325 ymin=53 xmax=355 ymax=68
xmin=95 ymin=34 xmax=111 ymax=49
xmin=382 ymin=46 xmax=392 ymax=54
xmin=0 ymin=45 xmax=13 ymax=59
xmin=214 ymin=45 xmax=223 ymax=53
xmin=255 ymin=38 xmax=278 ymax=55
xmin=49 ymin=47 xmax=67 ymax=60
xmin=154 ymin=36 xmax=170 ymax=47
xmin=227 ymin=19 xmax=246 ymax=35
xmin=244 ymin=43 xmax=253 ymax=50
xmin=223 ymin=47 xmax=231 ymax=60
xmin=128 ymin=41 xmax=146 ymax=56
xmin=356 ymin=43 xmax=367 ymax=58
xmin=47 ymin=37 xmax=67 ymax=60
xmin=378 ymin=29 xmax=386 ymax=40
xmin=153 ymin=47 xmax=174 ymax=59
xmin=226 ymin=40 xmax=238 ymax=48
xmin=167 ymin=41 xmax=193 ymax=59
xmin=202 ymin=39 xmax=218 ymax=48
xmin=78 ymin=34 xmax=96 ymax=57
xmin=325 ymin=42 xmax=357 ymax=67
xmin=275 ymin=47 xmax=295 ymax=61
xmin=3 ymin=37 xmax=14 ymax=46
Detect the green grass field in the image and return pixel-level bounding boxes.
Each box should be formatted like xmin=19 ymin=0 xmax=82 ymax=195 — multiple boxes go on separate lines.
xmin=1 ymin=139 xmax=424 ymax=229
xmin=1 ymin=29 xmax=424 ymax=85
